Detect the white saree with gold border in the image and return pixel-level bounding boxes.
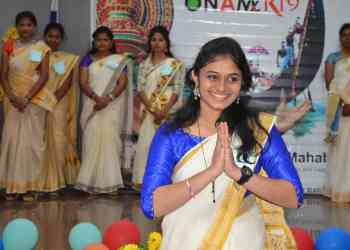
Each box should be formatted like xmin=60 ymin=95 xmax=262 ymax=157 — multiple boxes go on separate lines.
xmin=160 ymin=115 xmax=297 ymax=250
xmin=133 ymin=56 xmax=185 ymax=186
xmin=0 ymin=40 xmax=51 ymax=193
xmin=76 ymin=54 xmax=133 ymax=193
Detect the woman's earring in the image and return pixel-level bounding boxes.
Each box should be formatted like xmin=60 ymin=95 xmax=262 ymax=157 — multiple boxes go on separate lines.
xmin=194 ymin=86 xmax=200 ymax=100
xmin=236 ymin=96 xmax=240 ymax=104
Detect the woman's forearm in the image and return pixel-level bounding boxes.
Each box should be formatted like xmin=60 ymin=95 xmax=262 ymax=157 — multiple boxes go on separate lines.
xmin=54 ymin=71 xmax=73 ymax=102
xmin=153 ymin=168 xmax=218 ymax=218
xmin=110 ymin=72 xmax=127 ymax=99
xmin=26 ymin=54 xmax=49 ymax=99
xmin=230 ymin=169 xmax=299 ymax=208
xmin=1 ymin=53 xmax=15 ymax=99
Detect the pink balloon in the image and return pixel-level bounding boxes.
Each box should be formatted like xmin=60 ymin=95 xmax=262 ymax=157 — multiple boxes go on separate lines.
xmin=85 ymin=243 xmax=110 ymax=250
xmin=291 ymin=227 xmax=315 ymax=250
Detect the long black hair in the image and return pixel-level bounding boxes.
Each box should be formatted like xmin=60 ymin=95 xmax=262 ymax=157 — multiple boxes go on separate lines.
xmin=43 ymin=22 xmax=65 ymax=39
xmin=169 ymin=37 xmax=268 ymax=159
xmin=146 ymin=25 xmax=174 ymax=57
xmin=89 ymin=26 xmax=116 ymax=54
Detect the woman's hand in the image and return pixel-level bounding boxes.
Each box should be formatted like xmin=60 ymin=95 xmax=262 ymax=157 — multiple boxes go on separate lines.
xmin=93 ymin=96 xmax=110 ymax=111
xmin=209 ymin=122 xmax=227 ymax=178
xmin=221 ymin=122 xmax=241 ymax=181
xmin=153 ymin=109 xmax=167 ymax=124
xmin=10 ymin=95 xmax=29 ymax=112
xmin=275 ymin=99 xmax=311 ymax=133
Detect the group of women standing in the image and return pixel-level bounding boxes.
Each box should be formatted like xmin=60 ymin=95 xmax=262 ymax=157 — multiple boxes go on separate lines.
xmin=0 ymin=11 xmax=84 ymax=200
xmin=0 ymin=11 xmax=184 ymax=200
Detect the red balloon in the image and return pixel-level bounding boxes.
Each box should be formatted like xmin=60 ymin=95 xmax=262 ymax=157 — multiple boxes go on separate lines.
xmin=291 ymin=227 xmax=315 ymax=250
xmin=103 ymin=220 xmax=140 ymax=250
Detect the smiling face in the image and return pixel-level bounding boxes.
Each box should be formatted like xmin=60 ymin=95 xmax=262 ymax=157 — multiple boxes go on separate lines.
xmin=192 ymin=55 xmax=242 ymax=113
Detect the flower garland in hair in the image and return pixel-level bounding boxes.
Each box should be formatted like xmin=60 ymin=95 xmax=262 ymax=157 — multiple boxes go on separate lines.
xmin=0 ymin=27 xmax=18 ymax=100
xmin=1 ymin=27 xmax=18 ymax=56
xmin=2 ymin=27 xmax=19 ymax=42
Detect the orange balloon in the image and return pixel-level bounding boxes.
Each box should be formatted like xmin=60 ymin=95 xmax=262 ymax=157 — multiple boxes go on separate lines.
xmin=85 ymin=243 xmax=110 ymax=250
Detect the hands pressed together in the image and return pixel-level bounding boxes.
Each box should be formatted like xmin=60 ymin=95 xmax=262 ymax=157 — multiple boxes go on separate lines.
xmin=210 ymin=122 xmax=241 ymax=181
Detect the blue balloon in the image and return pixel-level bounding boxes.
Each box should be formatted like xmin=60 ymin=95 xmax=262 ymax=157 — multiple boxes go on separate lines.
xmin=0 ymin=239 xmax=4 ymax=250
xmin=3 ymin=218 xmax=39 ymax=250
xmin=69 ymin=223 xmax=102 ymax=250
xmin=316 ymin=227 xmax=350 ymax=250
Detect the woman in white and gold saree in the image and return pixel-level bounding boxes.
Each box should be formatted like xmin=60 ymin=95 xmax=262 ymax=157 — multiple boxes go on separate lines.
xmin=132 ymin=26 xmax=185 ymax=187
xmin=75 ymin=26 xmax=133 ymax=194
xmin=323 ymin=23 xmax=350 ymax=203
xmin=324 ymin=23 xmax=350 ymax=144
xmin=36 ymin=23 xmax=80 ymax=193
xmin=0 ymin=11 xmax=51 ymax=200
xmin=141 ymin=37 xmax=304 ymax=250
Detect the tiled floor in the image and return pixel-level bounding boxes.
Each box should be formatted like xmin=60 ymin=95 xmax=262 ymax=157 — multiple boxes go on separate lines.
xmin=0 ymin=191 xmax=349 ymax=250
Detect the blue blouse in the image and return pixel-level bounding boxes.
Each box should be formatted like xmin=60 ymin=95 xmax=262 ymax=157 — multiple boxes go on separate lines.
xmin=80 ymin=54 xmax=93 ymax=68
xmin=325 ymin=51 xmax=342 ymax=65
xmin=141 ymin=123 xmax=304 ymax=220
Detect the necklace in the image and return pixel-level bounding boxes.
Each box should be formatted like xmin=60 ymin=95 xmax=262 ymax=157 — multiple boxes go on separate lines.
xmin=197 ymin=121 xmax=216 ymax=203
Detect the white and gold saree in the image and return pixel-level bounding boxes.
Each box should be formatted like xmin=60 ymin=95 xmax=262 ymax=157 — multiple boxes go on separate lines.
xmin=324 ymin=57 xmax=350 ymax=202
xmin=133 ymin=56 xmax=185 ymax=186
xmin=76 ymin=53 xmax=133 ymax=193
xmin=36 ymin=51 xmax=80 ymax=191
xmin=0 ymin=40 xmax=51 ymax=193
xmin=161 ymin=115 xmax=297 ymax=250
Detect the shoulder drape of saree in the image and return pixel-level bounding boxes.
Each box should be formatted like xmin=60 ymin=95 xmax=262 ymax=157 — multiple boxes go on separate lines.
xmin=80 ymin=54 xmax=133 ymax=130
xmin=6 ymin=40 xmax=55 ymax=112
xmin=36 ymin=52 xmax=80 ymax=191
xmin=65 ymin=60 xmax=81 ymax=184
xmin=139 ymin=57 xmax=184 ymax=124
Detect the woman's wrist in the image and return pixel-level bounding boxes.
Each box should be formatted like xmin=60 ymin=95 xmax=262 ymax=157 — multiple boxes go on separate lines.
xmin=207 ymin=166 xmax=222 ymax=180
xmin=225 ymin=164 xmax=241 ymax=181
xmin=108 ymin=93 xmax=115 ymax=101
xmin=90 ymin=92 xmax=99 ymax=101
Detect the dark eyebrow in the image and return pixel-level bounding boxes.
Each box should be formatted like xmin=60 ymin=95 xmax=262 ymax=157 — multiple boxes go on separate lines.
xmin=206 ymin=70 xmax=240 ymax=76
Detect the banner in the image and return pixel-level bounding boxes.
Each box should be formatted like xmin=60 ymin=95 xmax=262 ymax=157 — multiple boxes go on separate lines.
xmin=92 ymin=0 xmax=350 ymax=193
